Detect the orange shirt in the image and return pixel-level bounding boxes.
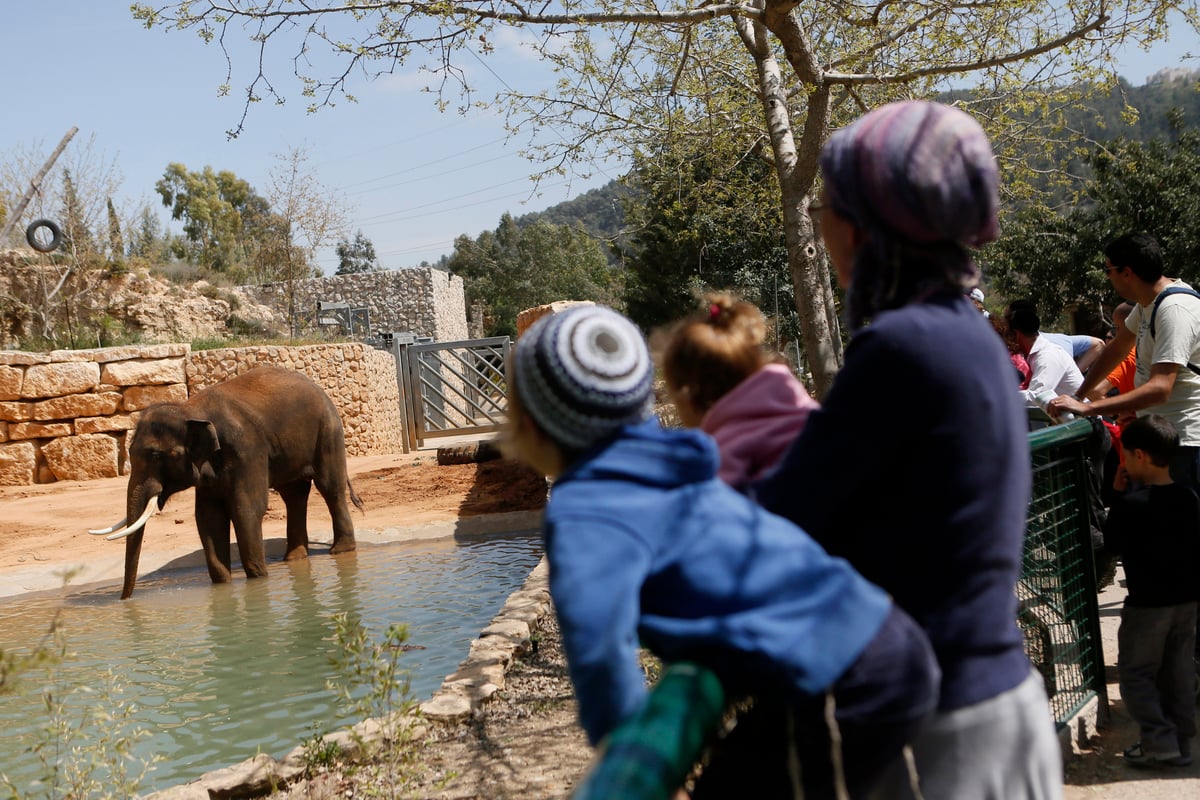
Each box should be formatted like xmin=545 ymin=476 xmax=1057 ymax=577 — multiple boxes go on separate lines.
xmin=1106 ymin=349 xmax=1137 ymax=396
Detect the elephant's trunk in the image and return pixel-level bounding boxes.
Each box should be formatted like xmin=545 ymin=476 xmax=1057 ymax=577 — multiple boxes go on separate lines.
xmin=119 ymin=486 xmax=161 ymax=600
xmin=120 ymin=529 xmax=145 ymax=601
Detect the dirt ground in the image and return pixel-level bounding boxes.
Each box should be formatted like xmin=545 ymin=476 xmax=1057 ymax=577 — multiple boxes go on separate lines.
xmin=2 ymin=454 xmax=1198 ymax=798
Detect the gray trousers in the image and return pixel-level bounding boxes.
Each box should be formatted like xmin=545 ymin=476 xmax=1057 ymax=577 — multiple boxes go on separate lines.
xmin=870 ymin=669 xmax=1062 ymax=800
xmin=1166 ymin=447 xmax=1200 ymax=660
xmin=1118 ymin=601 xmax=1198 ymax=757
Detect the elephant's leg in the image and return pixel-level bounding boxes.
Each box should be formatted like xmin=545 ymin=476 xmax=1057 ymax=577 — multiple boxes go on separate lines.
xmin=229 ymin=489 xmax=270 ymax=579
xmin=278 ymin=479 xmax=312 ymax=561
xmin=314 ymin=470 xmax=356 ymax=555
xmin=195 ymin=500 xmax=234 ymax=584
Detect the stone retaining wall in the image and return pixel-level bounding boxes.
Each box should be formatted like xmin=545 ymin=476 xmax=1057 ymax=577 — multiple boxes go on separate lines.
xmin=188 ymin=343 xmax=402 ymax=458
xmin=0 ymin=343 xmax=402 ymax=486
xmin=242 ymin=267 xmax=469 ymax=342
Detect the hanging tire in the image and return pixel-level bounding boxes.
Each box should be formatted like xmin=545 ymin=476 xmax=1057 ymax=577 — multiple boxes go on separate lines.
xmin=26 ymin=219 xmax=63 ymax=253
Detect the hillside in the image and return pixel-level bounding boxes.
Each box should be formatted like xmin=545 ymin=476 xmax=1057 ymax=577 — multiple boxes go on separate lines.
xmin=460 ymin=71 xmax=1200 ymax=263
xmin=0 ymin=251 xmax=284 ymax=350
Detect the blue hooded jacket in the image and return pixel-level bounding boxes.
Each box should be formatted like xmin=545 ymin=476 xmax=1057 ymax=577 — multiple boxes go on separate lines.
xmin=544 ymin=419 xmax=893 ymax=745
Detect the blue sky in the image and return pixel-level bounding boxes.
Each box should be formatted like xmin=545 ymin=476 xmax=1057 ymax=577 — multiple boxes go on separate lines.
xmin=1 ymin=4 xmax=1196 ymax=274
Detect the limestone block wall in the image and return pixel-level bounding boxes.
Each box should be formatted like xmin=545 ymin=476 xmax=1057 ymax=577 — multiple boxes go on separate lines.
xmin=0 ymin=345 xmax=190 ymax=485
xmin=0 ymin=343 xmax=403 ymax=486
xmin=242 ymin=268 xmax=469 ymax=342
xmin=187 ymin=343 xmax=402 ymax=457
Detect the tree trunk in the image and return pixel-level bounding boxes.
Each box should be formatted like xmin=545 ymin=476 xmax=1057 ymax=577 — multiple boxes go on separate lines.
xmin=737 ymin=8 xmax=842 ymax=397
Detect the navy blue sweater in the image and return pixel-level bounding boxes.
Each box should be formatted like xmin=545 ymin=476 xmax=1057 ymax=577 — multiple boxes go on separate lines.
xmin=756 ymin=293 xmax=1034 ymax=711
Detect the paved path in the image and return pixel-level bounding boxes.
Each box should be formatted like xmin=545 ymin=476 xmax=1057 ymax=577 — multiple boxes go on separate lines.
xmin=1064 ymin=566 xmax=1200 ymax=798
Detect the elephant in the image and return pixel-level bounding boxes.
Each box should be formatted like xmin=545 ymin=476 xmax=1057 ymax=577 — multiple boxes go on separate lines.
xmin=89 ymin=366 xmax=362 ymax=599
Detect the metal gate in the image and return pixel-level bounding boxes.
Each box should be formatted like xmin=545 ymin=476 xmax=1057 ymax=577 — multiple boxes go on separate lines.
xmin=385 ymin=334 xmax=510 ymax=451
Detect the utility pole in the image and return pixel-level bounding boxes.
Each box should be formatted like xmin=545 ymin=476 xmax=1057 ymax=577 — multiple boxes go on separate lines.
xmin=0 ymin=126 xmax=78 ymax=244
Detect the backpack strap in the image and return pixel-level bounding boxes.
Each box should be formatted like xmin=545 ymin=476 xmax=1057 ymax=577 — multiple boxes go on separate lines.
xmin=1149 ymin=286 xmax=1200 ymax=375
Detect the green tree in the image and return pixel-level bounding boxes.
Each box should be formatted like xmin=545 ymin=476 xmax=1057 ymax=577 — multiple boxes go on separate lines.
xmin=132 ymin=0 xmax=1193 ymax=394
xmin=59 ymin=170 xmax=94 ymax=258
xmin=622 ymin=135 xmax=802 ymax=355
xmin=106 ymin=197 xmax=126 ymax=272
xmin=128 ymin=203 xmax=167 ymax=262
xmin=984 ymin=110 xmax=1200 ymax=326
xmin=448 ymin=215 xmax=621 ymax=337
xmin=155 ymin=163 xmax=261 ymax=272
xmin=335 ymin=229 xmax=381 ymax=274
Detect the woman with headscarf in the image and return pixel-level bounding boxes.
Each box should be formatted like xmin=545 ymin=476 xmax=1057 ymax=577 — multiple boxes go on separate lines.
xmin=754 ymin=101 xmax=1062 ymax=799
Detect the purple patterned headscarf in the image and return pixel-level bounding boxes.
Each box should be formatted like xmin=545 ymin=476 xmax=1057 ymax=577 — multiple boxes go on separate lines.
xmin=820 ymin=100 xmax=999 ymax=329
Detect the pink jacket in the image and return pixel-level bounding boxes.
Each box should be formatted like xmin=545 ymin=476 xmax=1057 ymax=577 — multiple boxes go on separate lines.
xmin=701 ymin=363 xmax=819 ymax=488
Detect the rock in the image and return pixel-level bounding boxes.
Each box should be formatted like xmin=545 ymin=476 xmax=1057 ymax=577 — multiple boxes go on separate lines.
xmin=515 ymin=300 xmax=595 ymax=337
xmin=8 ymin=421 xmax=72 ymax=440
xmin=0 ymin=365 xmax=22 ymax=400
xmin=0 ymin=441 xmax=37 ymax=485
xmin=122 ymin=383 xmax=188 ymax=410
xmin=42 ymin=433 xmax=120 ymax=481
xmin=21 ymin=361 xmax=100 ymax=398
xmin=32 ymin=391 xmax=123 ymax=420
xmin=101 ymin=357 xmax=187 ymax=387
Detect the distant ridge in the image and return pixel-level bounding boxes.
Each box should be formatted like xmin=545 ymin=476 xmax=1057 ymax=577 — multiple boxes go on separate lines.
xmin=446 ymin=71 xmax=1200 ymax=261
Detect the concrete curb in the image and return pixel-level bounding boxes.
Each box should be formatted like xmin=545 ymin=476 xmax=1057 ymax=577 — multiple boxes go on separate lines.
xmin=145 ymin=524 xmax=551 ymax=799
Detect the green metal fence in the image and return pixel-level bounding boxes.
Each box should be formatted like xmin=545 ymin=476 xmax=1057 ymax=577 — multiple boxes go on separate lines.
xmin=1022 ymin=418 xmax=1108 ymax=727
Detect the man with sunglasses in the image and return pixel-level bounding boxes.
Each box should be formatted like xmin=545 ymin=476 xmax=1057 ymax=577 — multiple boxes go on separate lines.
xmin=1052 ymin=232 xmax=1200 ymax=492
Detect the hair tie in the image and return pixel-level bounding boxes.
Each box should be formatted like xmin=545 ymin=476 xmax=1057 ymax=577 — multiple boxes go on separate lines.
xmin=709 ymin=303 xmax=721 ymax=322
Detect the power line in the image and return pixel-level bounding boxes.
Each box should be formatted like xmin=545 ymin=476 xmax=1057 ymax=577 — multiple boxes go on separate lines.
xmin=339 ymin=135 xmax=516 ymax=192
xmin=355 ymin=176 xmax=569 ymax=224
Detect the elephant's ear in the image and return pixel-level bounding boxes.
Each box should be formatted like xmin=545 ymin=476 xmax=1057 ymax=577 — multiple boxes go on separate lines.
xmin=186 ymin=419 xmax=222 ymax=467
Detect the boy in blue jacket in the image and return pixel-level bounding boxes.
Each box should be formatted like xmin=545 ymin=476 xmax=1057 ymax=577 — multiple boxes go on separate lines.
xmin=503 ymin=304 xmax=939 ymax=799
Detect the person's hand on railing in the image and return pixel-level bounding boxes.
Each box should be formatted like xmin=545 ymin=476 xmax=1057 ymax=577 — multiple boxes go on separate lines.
xmin=1048 ymin=394 xmax=1088 ymax=420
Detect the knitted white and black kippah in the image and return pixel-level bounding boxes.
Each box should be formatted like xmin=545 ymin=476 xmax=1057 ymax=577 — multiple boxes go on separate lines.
xmin=514 ymin=305 xmax=655 ymax=451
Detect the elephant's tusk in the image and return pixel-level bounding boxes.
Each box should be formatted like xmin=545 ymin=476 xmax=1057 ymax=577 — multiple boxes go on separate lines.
xmin=88 ymin=518 xmax=128 ymax=535
xmin=104 ymin=496 xmax=160 ymax=541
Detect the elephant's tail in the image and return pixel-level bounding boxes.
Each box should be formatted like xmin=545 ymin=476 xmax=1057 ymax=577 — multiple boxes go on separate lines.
xmin=348 ymin=479 xmax=365 ymax=513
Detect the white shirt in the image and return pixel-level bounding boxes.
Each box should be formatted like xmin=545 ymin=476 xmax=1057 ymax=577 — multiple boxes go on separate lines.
xmin=1126 ymin=279 xmax=1200 ymax=445
xmin=1020 ymin=334 xmax=1083 ymax=406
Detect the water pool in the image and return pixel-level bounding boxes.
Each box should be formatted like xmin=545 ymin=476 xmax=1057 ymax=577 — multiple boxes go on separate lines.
xmin=0 ymin=531 xmax=543 ymax=794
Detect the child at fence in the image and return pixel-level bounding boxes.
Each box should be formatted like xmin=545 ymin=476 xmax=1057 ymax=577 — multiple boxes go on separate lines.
xmin=502 ymin=303 xmax=939 ymax=798
xmin=1104 ymin=413 xmax=1200 ymax=767
xmin=656 ymin=292 xmax=818 ymax=489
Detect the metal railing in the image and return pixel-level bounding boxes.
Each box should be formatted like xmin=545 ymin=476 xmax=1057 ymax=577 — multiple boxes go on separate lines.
xmin=1022 ymin=418 xmax=1109 ymax=726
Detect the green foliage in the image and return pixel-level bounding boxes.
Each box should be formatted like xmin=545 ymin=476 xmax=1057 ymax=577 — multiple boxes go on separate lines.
xmin=447 ymin=215 xmax=623 ymax=337
xmin=325 ymin=613 xmax=425 ymax=798
xmin=155 ymin=162 xmax=267 ymax=272
xmin=4 ymin=671 xmax=162 ymax=800
xmin=336 ymin=230 xmax=382 ymax=274
xmin=127 ymin=204 xmax=171 ymax=264
xmin=622 ymin=138 xmax=796 ymax=343
xmin=516 ymin=182 xmax=631 ymax=264
xmin=59 ymin=170 xmax=94 ymax=256
xmin=300 ymin=721 xmax=343 ymax=776
xmin=130 ymin=0 xmax=1198 ymax=395
xmin=984 ymin=108 xmax=1200 ymax=326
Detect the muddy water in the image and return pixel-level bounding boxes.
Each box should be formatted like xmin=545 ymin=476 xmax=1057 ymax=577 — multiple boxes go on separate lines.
xmin=0 ymin=532 xmax=542 ymax=794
